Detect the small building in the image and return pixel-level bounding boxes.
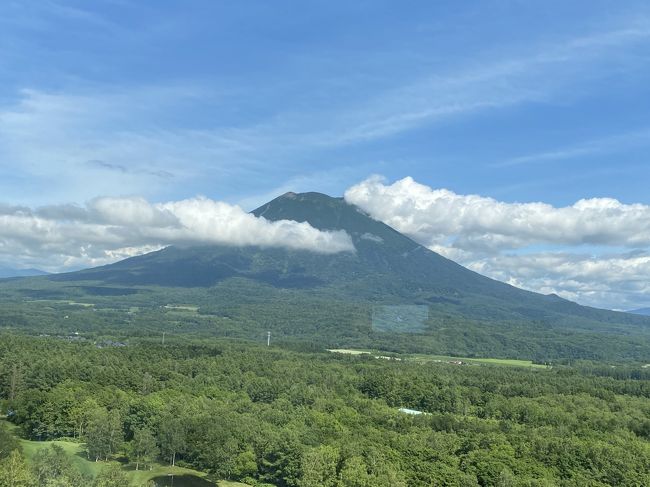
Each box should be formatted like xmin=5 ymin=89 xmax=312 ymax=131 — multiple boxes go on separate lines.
xmin=398 ymin=407 xmax=427 ymax=416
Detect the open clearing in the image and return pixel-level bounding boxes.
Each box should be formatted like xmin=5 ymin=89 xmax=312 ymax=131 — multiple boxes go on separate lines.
xmin=410 ymin=354 xmax=549 ymax=368
xmin=20 ymin=438 xmax=102 ymax=479
xmin=21 ymin=437 xmax=212 ymax=485
xmin=4 ymin=421 xmax=248 ymax=486
xmin=327 ymin=348 xmax=372 ymax=355
xmin=164 ymin=304 xmax=200 ymax=313
xmin=329 ymin=349 xmax=549 ymax=369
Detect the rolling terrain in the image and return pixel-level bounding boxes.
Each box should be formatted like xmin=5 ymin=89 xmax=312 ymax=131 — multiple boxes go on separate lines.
xmin=1 ymin=192 xmax=649 ymax=361
xmin=629 ymin=308 xmax=650 ymax=316
xmin=0 ymin=266 xmax=48 ymax=279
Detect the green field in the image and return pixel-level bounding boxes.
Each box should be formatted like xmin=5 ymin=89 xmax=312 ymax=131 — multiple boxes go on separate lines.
xmin=164 ymin=304 xmax=199 ymax=312
xmin=329 ymin=349 xmax=549 ymax=368
xmin=21 ymin=438 xmax=106 ymax=479
xmin=410 ymin=354 xmax=549 ymax=368
xmin=3 ymin=421 xmax=247 ymax=486
xmin=327 ymin=348 xmax=372 ymax=355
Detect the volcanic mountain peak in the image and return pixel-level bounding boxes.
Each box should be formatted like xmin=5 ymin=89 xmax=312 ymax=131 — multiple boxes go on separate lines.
xmin=253 ymin=191 xmax=411 ymax=248
xmin=4 ymin=190 xmax=649 ymax=361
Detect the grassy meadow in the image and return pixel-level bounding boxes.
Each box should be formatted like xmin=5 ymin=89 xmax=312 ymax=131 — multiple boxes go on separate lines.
xmin=329 ymin=348 xmax=550 ymax=368
xmin=3 ymin=420 xmax=247 ymax=487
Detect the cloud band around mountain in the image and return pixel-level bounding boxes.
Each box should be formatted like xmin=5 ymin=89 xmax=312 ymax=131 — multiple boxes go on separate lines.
xmin=345 ymin=176 xmax=650 ymax=309
xmin=0 ymin=196 xmax=354 ymax=271
xmin=345 ymin=176 xmax=650 ymax=250
xmin=3 ymin=176 xmax=650 ymax=310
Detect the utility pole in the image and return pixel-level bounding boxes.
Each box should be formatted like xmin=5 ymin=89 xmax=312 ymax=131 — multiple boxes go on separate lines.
xmin=9 ymin=364 xmax=20 ymax=401
xmin=162 ymin=332 xmax=165 ymax=345
xmin=267 ymin=330 xmax=271 ymax=347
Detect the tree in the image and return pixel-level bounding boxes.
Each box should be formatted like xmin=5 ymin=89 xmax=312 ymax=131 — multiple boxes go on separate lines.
xmin=32 ymin=444 xmax=70 ymax=485
xmin=129 ymin=427 xmax=159 ymax=471
xmin=233 ymin=448 xmax=258 ymax=479
xmin=370 ymin=462 xmax=407 ymax=487
xmin=158 ymin=416 xmax=186 ymax=467
xmin=339 ymin=456 xmax=370 ymax=487
xmin=93 ymin=465 xmax=129 ymax=487
xmin=69 ymin=398 xmax=99 ymax=440
xmin=85 ymin=408 xmax=123 ymax=462
xmin=31 ymin=445 xmax=85 ymax=487
xmin=0 ymin=423 xmax=20 ymax=460
xmin=299 ymin=445 xmax=338 ymax=487
xmin=496 ymin=468 xmax=516 ymax=487
xmin=8 ymin=364 xmax=22 ymax=403
xmin=0 ymin=450 xmax=33 ymax=487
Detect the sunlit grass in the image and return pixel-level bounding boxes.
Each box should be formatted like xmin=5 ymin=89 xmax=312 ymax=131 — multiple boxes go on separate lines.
xmin=410 ymin=354 xmax=549 ymax=368
xmin=329 ymin=349 xmax=549 ymax=368
xmin=20 ymin=438 xmax=103 ymax=478
xmin=6 ymin=422 xmax=249 ymax=486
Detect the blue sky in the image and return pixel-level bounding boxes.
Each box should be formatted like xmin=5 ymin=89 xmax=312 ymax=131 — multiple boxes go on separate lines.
xmin=1 ymin=1 xmax=650 ymax=309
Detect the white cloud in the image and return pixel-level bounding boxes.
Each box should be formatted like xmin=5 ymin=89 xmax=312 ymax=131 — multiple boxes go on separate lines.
xmin=0 ymin=196 xmax=354 ymax=272
xmin=345 ymin=176 xmax=650 ymax=309
xmin=465 ymin=251 xmax=650 ymax=311
xmin=345 ymin=176 xmax=650 ymax=250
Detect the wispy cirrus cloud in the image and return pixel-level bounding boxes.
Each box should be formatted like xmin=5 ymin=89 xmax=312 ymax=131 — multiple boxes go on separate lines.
xmin=85 ymin=160 xmax=174 ymax=179
xmin=495 ymin=128 xmax=650 ymax=168
xmin=319 ymin=17 xmax=650 ymax=145
xmin=0 ymin=87 xmax=249 ymax=203
xmin=2 ymin=15 xmax=650 ymax=205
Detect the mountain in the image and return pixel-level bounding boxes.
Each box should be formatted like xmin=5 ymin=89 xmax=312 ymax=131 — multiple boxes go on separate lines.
xmin=628 ymin=308 xmax=650 ymax=316
xmin=0 ymin=266 xmax=49 ymax=279
xmin=2 ymin=191 xmax=649 ymax=361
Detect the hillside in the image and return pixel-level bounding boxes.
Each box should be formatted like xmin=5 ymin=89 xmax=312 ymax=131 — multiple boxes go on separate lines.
xmin=1 ymin=192 xmax=649 ymax=361
xmin=0 ymin=266 xmax=48 ymax=279
xmin=629 ymin=308 xmax=650 ymax=316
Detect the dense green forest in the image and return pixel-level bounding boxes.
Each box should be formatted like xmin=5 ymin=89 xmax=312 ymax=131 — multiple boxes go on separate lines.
xmin=1 ymin=333 xmax=649 ymax=486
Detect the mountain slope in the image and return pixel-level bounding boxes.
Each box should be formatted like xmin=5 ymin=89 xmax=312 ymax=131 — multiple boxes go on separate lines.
xmin=2 ymin=192 xmax=649 ymax=360
xmin=0 ymin=266 xmax=49 ymax=278
xmin=253 ymin=192 xmax=650 ymax=328
xmin=629 ymin=308 xmax=650 ymax=316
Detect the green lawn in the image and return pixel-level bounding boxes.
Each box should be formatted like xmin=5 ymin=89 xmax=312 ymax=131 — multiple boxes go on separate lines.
xmin=328 ymin=349 xmax=549 ymax=369
xmin=20 ymin=438 xmax=104 ymax=479
xmin=327 ymin=348 xmax=372 ymax=355
xmin=5 ymin=421 xmax=249 ymax=486
xmin=164 ymin=304 xmax=199 ymax=313
xmin=409 ymin=354 xmax=549 ymax=368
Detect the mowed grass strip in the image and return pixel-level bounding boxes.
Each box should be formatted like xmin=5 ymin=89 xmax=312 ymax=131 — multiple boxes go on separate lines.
xmin=15 ymin=432 xmax=248 ymax=486
xmin=329 ymin=349 xmax=549 ymax=368
xmin=409 ymin=354 xmax=549 ymax=368
xmin=326 ymin=349 xmax=372 ymax=355
xmin=20 ymin=438 xmax=103 ymax=479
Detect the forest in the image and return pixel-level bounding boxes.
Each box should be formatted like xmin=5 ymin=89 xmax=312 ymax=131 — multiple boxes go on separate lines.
xmin=0 ymin=333 xmax=649 ymax=486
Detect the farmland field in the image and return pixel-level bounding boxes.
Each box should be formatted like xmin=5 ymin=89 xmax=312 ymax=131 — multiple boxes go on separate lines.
xmin=329 ymin=348 xmax=549 ymax=368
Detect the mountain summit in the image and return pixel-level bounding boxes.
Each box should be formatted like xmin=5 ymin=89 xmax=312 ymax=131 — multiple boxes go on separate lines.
xmin=4 ymin=191 xmax=650 ymax=360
